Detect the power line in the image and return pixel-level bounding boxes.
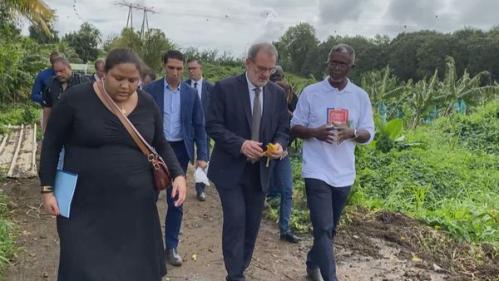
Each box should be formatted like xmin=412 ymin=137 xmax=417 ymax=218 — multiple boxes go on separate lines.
xmin=114 ymin=1 xmax=157 ymax=39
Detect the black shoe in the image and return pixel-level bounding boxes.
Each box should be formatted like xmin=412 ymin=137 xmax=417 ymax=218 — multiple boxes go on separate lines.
xmin=197 ymin=191 xmax=206 ymax=201
xmin=280 ymin=231 xmax=302 ymax=243
xmin=306 ymin=267 xmax=324 ymax=281
xmin=166 ymin=248 xmax=183 ymax=266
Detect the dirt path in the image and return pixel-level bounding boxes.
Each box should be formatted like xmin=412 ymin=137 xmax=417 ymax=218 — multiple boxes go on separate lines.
xmin=3 ymin=175 xmax=453 ymax=281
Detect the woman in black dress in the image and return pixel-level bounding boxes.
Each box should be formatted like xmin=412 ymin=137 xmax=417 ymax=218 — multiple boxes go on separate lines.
xmin=39 ymin=48 xmax=187 ymax=281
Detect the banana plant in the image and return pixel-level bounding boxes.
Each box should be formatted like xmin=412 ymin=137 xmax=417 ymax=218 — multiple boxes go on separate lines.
xmin=407 ymin=70 xmax=443 ymax=129
xmin=361 ymin=66 xmax=407 ymax=120
xmin=437 ymin=57 xmax=498 ymax=116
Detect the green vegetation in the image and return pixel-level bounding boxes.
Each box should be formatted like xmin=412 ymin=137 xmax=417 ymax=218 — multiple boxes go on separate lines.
xmin=354 ymin=101 xmax=498 ymax=244
xmin=273 ymin=22 xmax=499 ymax=84
xmin=285 ymin=101 xmax=498 ymax=247
xmin=0 ymin=192 xmax=16 ymax=272
xmin=0 ymin=104 xmax=40 ymax=135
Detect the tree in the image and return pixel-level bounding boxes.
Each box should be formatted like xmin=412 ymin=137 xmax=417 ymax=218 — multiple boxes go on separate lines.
xmin=275 ymin=23 xmax=319 ymax=76
xmin=1 ymin=0 xmax=54 ymax=36
xmin=105 ymin=28 xmax=175 ymax=72
xmin=29 ymin=23 xmax=58 ymax=44
xmin=63 ymin=22 xmax=101 ymax=63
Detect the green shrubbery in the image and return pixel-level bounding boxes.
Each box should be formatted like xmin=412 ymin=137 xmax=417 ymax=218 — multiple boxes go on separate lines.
xmin=0 ymin=104 xmax=40 ymax=135
xmin=0 ymin=194 xmax=16 ymax=270
xmin=350 ymin=101 xmax=497 ymax=244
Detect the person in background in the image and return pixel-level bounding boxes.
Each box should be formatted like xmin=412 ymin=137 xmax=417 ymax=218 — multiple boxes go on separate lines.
xmin=185 ymin=58 xmax=214 ymax=201
xmin=291 ymin=44 xmax=375 ymax=281
xmin=144 ymin=50 xmax=208 ymax=267
xmin=141 ymin=67 xmax=157 ymax=88
xmin=31 ymin=51 xmax=60 ymax=104
xmin=41 ymin=57 xmax=89 ymax=131
xmin=267 ymin=78 xmax=301 ymax=243
xmin=88 ymin=59 xmax=105 ymax=82
xmin=39 ymin=48 xmax=187 ymax=281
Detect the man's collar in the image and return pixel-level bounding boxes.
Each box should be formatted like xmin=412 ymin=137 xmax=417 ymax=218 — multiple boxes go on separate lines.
xmin=325 ymin=77 xmax=352 ymax=93
xmin=164 ymin=78 xmax=181 ymax=91
xmin=191 ymin=77 xmax=203 ymax=83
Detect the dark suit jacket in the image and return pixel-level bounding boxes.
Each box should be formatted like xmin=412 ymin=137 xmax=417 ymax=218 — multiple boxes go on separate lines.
xmin=185 ymin=79 xmax=214 ymax=118
xmin=206 ymin=74 xmax=289 ymax=192
xmin=144 ymin=79 xmax=208 ymax=162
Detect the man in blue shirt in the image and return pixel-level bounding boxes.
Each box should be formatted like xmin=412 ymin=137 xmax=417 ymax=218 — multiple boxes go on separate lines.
xmin=144 ymin=50 xmax=208 ymax=267
xmin=31 ymin=51 xmax=60 ymax=104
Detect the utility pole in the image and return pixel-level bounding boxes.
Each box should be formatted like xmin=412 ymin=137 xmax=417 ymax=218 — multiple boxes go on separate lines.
xmin=115 ymin=1 xmax=157 ymax=38
xmin=138 ymin=4 xmax=157 ymax=39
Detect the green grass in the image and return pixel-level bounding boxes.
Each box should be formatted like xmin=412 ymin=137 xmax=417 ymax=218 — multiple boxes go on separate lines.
xmin=0 ymin=192 xmax=16 ymax=276
xmin=286 ymin=101 xmax=498 ymax=247
xmin=0 ymin=103 xmax=40 ymax=135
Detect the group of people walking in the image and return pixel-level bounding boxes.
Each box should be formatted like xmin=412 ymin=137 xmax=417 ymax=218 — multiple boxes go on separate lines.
xmin=34 ymin=41 xmax=374 ymax=281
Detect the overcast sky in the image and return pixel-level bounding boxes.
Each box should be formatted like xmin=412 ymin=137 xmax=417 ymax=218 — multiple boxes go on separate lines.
xmin=35 ymin=0 xmax=499 ymax=57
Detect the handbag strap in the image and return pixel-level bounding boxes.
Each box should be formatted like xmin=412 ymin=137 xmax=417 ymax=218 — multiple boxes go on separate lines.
xmin=93 ymin=81 xmax=156 ymax=158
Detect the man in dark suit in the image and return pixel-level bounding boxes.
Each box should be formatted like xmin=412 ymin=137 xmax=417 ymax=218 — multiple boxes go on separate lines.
xmin=144 ymin=50 xmax=208 ymax=267
xmin=206 ymin=43 xmax=289 ymax=281
xmin=186 ymin=58 xmax=214 ymax=201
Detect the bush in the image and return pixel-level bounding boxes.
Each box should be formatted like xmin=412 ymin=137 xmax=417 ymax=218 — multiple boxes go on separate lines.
xmin=288 ymin=101 xmax=498 ymax=246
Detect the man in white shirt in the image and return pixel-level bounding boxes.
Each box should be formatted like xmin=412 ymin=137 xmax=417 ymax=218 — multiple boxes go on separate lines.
xmin=291 ymin=44 xmax=375 ymax=281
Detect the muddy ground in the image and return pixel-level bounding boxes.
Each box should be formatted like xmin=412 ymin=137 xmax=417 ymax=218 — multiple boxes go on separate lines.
xmin=2 ymin=175 xmax=496 ymax=281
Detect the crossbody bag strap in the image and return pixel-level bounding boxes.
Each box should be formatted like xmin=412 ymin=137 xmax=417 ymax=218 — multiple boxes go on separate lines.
xmin=93 ymin=81 xmax=155 ymax=157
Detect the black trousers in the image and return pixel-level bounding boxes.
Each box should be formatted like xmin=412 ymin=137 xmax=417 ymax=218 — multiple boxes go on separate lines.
xmin=216 ymin=163 xmax=265 ymax=281
xmin=305 ymin=178 xmax=351 ymax=281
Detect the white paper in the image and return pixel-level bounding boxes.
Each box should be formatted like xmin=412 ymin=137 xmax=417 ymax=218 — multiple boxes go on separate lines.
xmin=194 ymin=167 xmax=210 ymax=186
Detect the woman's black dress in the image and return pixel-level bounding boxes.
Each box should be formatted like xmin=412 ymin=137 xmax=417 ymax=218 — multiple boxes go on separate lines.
xmin=39 ymin=82 xmax=184 ymax=281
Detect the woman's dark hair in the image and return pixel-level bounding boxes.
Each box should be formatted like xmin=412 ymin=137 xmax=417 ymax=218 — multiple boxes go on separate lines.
xmin=105 ymin=48 xmax=143 ymax=73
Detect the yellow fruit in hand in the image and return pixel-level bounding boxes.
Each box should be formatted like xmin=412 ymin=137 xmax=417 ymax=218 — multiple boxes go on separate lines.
xmin=264 ymin=143 xmax=278 ymax=157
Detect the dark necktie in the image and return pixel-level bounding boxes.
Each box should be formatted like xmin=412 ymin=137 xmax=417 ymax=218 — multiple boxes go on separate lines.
xmin=251 ymin=87 xmax=262 ymax=141
xmin=193 ymin=82 xmax=198 ymax=89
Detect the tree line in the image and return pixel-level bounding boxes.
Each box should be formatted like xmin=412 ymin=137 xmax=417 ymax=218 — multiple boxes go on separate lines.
xmin=273 ymin=23 xmax=499 ymax=84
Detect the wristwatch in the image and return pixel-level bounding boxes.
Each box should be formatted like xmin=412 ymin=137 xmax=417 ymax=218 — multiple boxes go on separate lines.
xmin=353 ymin=129 xmax=359 ymax=139
xmin=41 ymin=186 xmax=54 ymax=194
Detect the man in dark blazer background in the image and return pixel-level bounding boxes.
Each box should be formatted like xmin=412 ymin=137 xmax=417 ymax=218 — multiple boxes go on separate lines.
xmin=144 ymin=50 xmax=208 ymax=267
xmin=206 ymin=42 xmax=289 ymax=281
xmin=186 ymin=58 xmax=214 ymax=201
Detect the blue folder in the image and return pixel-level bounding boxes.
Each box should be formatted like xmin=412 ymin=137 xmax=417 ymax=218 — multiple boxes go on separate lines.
xmin=54 ymin=170 xmax=78 ymax=218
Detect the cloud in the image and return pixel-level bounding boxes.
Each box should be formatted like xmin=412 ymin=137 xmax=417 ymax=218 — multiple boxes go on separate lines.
xmin=39 ymin=0 xmax=499 ymax=55
xmin=450 ymin=0 xmax=499 ymax=28
xmin=386 ymin=0 xmax=446 ymax=28
xmin=318 ymin=0 xmax=373 ymax=25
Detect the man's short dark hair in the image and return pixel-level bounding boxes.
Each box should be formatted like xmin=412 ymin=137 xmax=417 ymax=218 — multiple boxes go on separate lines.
xmin=187 ymin=58 xmax=202 ymax=65
xmin=162 ymin=50 xmax=185 ymax=64
xmin=52 ymin=56 xmax=71 ymax=68
xmin=49 ymin=51 xmax=60 ymax=65
xmin=94 ymin=58 xmax=105 ymax=69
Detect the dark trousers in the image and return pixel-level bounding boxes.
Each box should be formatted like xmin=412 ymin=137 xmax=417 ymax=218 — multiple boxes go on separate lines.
xmin=165 ymin=141 xmax=189 ymax=249
xmin=195 ymin=136 xmax=211 ymax=195
xmin=305 ymin=178 xmax=351 ymax=281
xmin=216 ymin=163 xmax=265 ymax=281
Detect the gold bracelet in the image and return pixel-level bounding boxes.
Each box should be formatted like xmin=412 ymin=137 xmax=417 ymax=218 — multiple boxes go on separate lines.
xmin=41 ymin=186 xmax=54 ymax=194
